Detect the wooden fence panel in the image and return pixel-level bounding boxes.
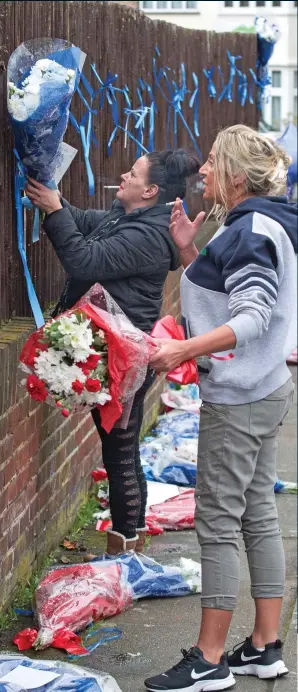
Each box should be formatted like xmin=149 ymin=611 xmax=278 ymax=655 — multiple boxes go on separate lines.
xmin=0 ymin=1 xmax=258 ymax=322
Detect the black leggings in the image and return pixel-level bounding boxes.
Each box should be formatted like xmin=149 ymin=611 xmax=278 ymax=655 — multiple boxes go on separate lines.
xmin=91 ymin=370 xmax=155 ymax=539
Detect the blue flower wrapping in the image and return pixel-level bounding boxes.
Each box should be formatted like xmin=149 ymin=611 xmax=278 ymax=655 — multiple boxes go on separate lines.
xmin=8 ymin=38 xmax=85 ymax=183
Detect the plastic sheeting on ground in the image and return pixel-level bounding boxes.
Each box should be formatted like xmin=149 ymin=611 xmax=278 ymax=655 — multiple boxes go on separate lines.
xmin=0 ymin=655 xmax=122 ymax=692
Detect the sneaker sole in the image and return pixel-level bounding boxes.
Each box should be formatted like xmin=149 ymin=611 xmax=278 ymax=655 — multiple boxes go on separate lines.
xmin=229 ymin=660 xmax=289 ymax=679
xmin=145 ymin=671 xmax=236 ymax=692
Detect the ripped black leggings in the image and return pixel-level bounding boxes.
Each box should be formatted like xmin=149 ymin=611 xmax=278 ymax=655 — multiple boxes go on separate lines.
xmin=91 ymin=370 xmax=155 ymax=539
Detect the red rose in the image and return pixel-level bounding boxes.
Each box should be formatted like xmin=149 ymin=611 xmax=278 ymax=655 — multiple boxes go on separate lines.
xmin=72 ymin=380 xmax=84 ymax=394
xmin=26 ymin=375 xmax=47 ymax=402
xmin=76 ymin=362 xmax=91 ymax=376
xmin=85 ymin=377 xmax=101 ymax=393
xmin=85 ymin=354 xmax=101 ymax=370
xmin=92 ymin=469 xmax=108 ymax=482
xmin=62 ymin=408 xmax=70 ymax=418
xmin=77 ymin=354 xmax=101 ymax=374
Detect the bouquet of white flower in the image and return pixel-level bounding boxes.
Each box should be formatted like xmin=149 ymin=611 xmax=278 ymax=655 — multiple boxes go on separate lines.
xmin=8 ymin=38 xmax=85 ymax=182
xmin=19 ymin=284 xmax=156 ymax=432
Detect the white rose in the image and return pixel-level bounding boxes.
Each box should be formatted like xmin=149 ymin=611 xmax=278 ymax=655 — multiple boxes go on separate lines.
xmin=35 ymin=59 xmax=53 ymax=72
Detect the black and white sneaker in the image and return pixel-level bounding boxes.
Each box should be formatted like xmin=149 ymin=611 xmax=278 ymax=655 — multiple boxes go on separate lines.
xmin=227 ymin=636 xmax=289 ymax=679
xmin=144 ymin=647 xmax=235 ymax=691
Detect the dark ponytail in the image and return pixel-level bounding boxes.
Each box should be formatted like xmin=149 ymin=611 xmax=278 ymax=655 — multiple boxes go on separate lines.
xmin=146 ymin=149 xmax=200 ymax=204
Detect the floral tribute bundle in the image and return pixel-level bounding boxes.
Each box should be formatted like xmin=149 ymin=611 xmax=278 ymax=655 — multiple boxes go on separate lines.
xmin=20 ymin=285 xmax=156 ymax=432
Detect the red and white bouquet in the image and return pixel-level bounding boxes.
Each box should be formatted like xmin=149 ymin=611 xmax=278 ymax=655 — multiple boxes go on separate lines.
xmin=20 ymin=284 xmax=156 ymax=432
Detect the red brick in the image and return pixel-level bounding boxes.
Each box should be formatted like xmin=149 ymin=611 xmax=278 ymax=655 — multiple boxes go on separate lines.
xmin=7 ymin=521 xmax=20 ymax=550
xmin=4 ymin=457 xmax=16 ymax=486
xmin=0 ymin=434 xmax=14 ymax=463
xmin=2 ymin=550 xmax=13 ymax=578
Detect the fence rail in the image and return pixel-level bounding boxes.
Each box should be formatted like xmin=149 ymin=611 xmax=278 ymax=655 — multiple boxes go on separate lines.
xmin=0 ymin=0 xmax=258 ymax=324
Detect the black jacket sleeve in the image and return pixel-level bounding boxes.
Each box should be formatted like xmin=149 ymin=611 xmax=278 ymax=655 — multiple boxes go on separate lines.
xmin=60 ymin=199 xmax=108 ymax=237
xmin=43 ymin=206 xmax=170 ymax=281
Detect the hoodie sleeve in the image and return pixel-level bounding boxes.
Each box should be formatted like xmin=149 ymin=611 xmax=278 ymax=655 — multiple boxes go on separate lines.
xmin=221 ymin=225 xmax=279 ymax=347
xmin=60 ymin=199 xmax=108 ymax=237
xmin=43 ymin=206 xmax=170 ymax=281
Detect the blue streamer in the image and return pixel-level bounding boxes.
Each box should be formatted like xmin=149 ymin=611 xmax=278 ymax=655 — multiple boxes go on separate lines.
xmin=68 ymin=627 xmax=123 ymax=660
xmin=189 ymin=72 xmax=200 ymax=138
xmin=218 ymin=51 xmax=241 ymax=103
xmin=203 ymin=67 xmax=217 ymax=98
xmin=14 ymin=171 xmax=44 ymax=329
xmin=235 ymin=67 xmax=248 ymax=107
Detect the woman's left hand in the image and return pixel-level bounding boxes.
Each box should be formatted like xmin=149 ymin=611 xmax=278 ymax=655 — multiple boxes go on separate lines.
xmin=150 ymin=339 xmax=188 ymax=372
xmin=25 ymin=178 xmax=62 ymax=214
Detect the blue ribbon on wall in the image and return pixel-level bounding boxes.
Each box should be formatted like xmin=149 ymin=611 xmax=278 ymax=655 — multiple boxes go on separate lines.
xmin=13 ymin=152 xmax=45 ymax=329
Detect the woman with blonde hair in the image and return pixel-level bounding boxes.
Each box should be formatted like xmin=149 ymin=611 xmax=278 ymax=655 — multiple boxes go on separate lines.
xmin=145 ymin=125 xmax=297 ymax=692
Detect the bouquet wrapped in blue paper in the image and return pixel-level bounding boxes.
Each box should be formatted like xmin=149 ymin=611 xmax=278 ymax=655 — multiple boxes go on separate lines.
xmin=7 ymin=38 xmax=86 ymax=329
xmin=8 ymin=37 xmax=85 ymax=183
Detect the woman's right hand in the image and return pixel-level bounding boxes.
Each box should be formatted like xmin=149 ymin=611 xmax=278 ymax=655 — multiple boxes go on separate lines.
xmin=170 ymin=198 xmax=205 ymax=251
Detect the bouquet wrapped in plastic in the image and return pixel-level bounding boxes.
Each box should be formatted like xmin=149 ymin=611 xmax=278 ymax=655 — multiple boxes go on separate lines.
xmin=151 ymin=315 xmax=199 ymax=385
xmin=8 ymin=38 xmax=85 ymax=184
xmin=13 ymin=561 xmax=132 ymax=655
xmin=19 ymin=285 xmax=156 ymax=432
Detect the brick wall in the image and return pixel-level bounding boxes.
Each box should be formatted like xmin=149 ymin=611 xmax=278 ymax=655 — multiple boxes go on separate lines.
xmin=0 ymin=321 xmax=100 ymax=609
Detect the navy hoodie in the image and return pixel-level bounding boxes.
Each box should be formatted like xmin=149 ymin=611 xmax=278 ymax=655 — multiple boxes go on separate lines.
xmin=181 ymin=196 xmax=297 ymax=404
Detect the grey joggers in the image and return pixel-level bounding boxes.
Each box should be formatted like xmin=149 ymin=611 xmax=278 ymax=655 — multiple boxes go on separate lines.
xmin=195 ymin=378 xmax=295 ymax=610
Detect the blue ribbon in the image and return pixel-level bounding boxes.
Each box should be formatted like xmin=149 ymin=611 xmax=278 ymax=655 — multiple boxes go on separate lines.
xmin=67 ymin=626 xmax=123 ymax=659
xmin=218 ymin=51 xmax=241 ymax=103
xmin=249 ymin=68 xmax=268 ymax=109
xmin=14 ymin=168 xmax=44 ymax=329
xmin=235 ymin=67 xmax=248 ymax=107
xmin=203 ymin=67 xmax=217 ymax=98
xmin=189 ymin=72 xmax=200 ymax=138
xmin=153 ymin=60 xmax=201 ymax=158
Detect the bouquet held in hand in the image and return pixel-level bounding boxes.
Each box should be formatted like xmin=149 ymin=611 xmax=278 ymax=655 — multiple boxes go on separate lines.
xmin=20 ymin=285 xmax=156 ymax=432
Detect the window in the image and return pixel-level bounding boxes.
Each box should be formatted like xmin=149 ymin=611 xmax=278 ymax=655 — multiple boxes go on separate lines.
xmin=271 ymin=96 xmax=281 ymax=130
xmin=239 ymin=1 xmax=250 ymax=6
xmin=294 ymin=70 xmax=298 ymax=89
xmin=272 ymin=70 xmax=281 ymax=87
xmin=140 ymin=0 xmax=199 ymax=8
xmin=272 ymin=1 xmax=281 ymax=6
xmin=256 ymin=1 xmax=266 ymax=6
xmin=224 ymin=1 xmax=234 ymax=5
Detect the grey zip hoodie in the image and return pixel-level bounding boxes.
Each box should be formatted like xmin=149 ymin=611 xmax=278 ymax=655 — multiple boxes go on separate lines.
xmin=181 ymin=196 xmax=297 ymax=404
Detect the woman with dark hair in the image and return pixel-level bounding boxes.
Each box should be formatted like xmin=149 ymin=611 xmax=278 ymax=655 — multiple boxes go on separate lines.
xmin=26 ymin=148 xmax=200 ymax=555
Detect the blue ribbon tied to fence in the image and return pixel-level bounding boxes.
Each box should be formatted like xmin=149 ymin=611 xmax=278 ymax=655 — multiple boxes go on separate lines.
xmin=218 ymin=51 xmax=242 ymax=103
xmin=203 ymin=67 xmax=217 ymax=99
xmin=14 ymin=151 xmax=45 ymax=329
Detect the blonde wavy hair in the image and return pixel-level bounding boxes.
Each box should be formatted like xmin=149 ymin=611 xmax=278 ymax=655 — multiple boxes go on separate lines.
xmin=210 ymin=124 xmax=291 ymax=224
